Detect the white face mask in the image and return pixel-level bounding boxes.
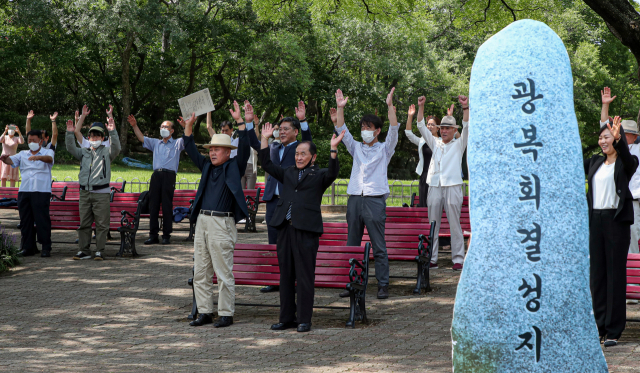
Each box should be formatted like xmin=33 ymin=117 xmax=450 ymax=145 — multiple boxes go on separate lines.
xmin=8 ymin=130 xmax=15 ymax=136
xmin=160 ymin=128 xmax=171 ymax=138
xmin=361 ymin=130 xmax=376 ymax=144
xmin=273 ymin=130 xmax=279 ymax=138
xmin=28 ymin=142 xmax=40 ymax=152
xmin=90 ymin=140 xmax=102 ymax=149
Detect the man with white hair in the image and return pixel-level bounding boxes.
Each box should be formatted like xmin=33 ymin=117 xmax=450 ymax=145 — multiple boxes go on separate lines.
xmin=416 ymin=95 xmax=469 ymax=271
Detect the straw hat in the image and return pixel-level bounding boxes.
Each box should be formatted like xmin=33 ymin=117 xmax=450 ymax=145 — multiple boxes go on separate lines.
xmin=439 ymin=116 xmax=459 ymax=128
xmin=203 ymin=134 xmax=237 ymax=149
xmin=621 ymin=120 xmax=638 ymax=135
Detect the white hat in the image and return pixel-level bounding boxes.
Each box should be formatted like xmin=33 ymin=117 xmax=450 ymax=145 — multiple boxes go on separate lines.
xmin=439 ymin=116 xmax=459 ymax=128
xmin=203 ymin=134 xmax=237 ymax=149
xmin=621 ymin=120 xmax=638 ymax=135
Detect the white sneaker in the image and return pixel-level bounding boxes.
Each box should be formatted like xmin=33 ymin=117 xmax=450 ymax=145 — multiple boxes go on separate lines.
xmin=94 ymin=252 xmax=104 ymax=261
xmin=627 ymin=299 xmax=639 ymax=305
xmin=238 ymin=219 xmax=246 ymax=224
xmin=261 ymin=220 xmax=267 ymax=224
xmin=73 ymin=251 xmax=91 ymax=260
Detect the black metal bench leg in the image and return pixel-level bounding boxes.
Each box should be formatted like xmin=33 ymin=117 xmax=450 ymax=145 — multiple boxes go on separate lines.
xmin=346 ymin=289 xmax=357 ymax=328
xmin=359 ymin=291 xmax=367 ymax=324
xmin=188 ymin=264 xmax=198 ymax=320
xmin=414 ymin=260 xmax=426 ymax=294
xmin=116 ymin=230 xmax=138 ymax=257
xmin=185 ymin=221 xmax=194 ymax=241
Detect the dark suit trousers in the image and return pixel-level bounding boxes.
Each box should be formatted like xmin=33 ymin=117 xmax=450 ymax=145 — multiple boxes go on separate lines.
xmin=18 ymin=192 xmax=52 ymax=253
xmin=265 ymin=197 xmax=279 ymax=244
xmin=148 ymin=170 xmax=176 ymax=238
xmin=418 ymin=173 xmax=429 ymax=207
xmin=276 ymin=223 xmax=319 ymax=324
xmin=590 ymin=209 xmax=629 ymax=340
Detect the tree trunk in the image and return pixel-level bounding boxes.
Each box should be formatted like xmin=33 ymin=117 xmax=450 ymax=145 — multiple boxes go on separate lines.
xmin=120 ymin=32 xmax=134 ymax=155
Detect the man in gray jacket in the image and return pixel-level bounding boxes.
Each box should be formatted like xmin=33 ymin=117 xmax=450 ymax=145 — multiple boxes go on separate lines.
xmin=66 ymin=105 xmax=121 ymax=260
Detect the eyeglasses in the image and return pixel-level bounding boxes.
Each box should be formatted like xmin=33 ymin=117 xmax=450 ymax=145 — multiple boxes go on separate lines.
xmin=279 ymin=126 xmax=294 ymax=132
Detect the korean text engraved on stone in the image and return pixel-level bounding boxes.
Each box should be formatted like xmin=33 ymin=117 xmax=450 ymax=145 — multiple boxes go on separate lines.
xmin=512 ymin=78 xmax=544 ymax=114
xmin=514 ymin=125 xmax=543 ymax=161
xmin=516 ymin=326 xmax=542 ymax=363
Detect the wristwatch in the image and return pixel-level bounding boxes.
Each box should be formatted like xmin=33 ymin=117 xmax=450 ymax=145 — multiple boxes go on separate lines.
xmin=330 ymin=149 xmax=337 ymax=153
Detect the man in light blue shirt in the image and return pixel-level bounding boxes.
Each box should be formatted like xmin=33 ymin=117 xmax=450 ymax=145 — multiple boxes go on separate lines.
xmin=128 ymin=115 xmax=186 ymax=245
xmin=0 ymin=130 xmax=54 ymax=257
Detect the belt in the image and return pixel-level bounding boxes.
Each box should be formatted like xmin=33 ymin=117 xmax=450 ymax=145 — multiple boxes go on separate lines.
xmin=360 ymin=194 xmax=384 ymax=198
xmin=199 ymin=210 xmax=234 ymax=217
xmin=155 ymin=168 xmax=176 ymax=174
xmin=80 ymin=184 xmax=109 ymax=191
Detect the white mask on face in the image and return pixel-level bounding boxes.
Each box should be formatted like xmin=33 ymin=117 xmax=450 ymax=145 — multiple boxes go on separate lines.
xmin=8 ymin=130 xmax=14 ymax=136
xmin=361 ymin=130 xmax=375 ymax=144
xmin=273 ymin=130 xmax=279 ymax=138
xmin=28 ymin=142 xmax=40 ymax=152
xmin=160 ymin=129 xmax=171 ymax=138
xmin=90 ymin=140 xmax=102 ymax=149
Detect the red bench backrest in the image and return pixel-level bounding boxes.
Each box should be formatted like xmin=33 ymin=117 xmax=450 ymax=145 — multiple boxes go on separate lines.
xmin=628 ymin=253 xmax=640 ymax=300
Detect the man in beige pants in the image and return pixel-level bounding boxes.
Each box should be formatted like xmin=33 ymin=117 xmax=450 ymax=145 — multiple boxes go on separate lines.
xmin=417 ymin=95 xmax=469 ymax=271
xmin=180 ymin=102 xmax=250 ymax=328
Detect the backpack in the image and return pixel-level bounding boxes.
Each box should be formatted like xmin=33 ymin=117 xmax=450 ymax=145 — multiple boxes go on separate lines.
xmin=138 ymin=191 xmax=150 ymax=214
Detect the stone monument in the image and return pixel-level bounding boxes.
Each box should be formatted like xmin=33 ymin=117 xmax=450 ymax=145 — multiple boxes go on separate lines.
xmin=451 ymin=19 xmax=608 ymax=372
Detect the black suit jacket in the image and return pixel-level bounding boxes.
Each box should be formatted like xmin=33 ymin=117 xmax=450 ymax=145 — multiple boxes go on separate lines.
xmin=584 ymin=137 xmax=639 ymax=224
xmin=249 ymin=127 xmax=312 ymax=202
xmin=259 ymin=147 xmax=338 ymax=234
xmin=184 ymin=130 xmax=250 ymax=224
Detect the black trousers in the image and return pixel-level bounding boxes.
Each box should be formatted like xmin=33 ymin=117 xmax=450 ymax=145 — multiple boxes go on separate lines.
xmin=590 ymin=209 xmax=629 ymax=340
xmin=148 ymin=170 xmax=176 ymax=238
xmin=265 ymin=197 xmax=279 ymax=244
xmin=418 ymin=173 xmax=429 ymax=207
xmin=276 ymin=222 xmax=319 ymax=324
xmin=18 ymin=192 xmax=52 ymax=254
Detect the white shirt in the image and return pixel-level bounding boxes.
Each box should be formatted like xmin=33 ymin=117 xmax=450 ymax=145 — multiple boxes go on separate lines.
xmin=404 ymin=129 xmax=427 ymax=175
xmin=593 ymin=162 xmax=619 ymax=209
xmin=230 ymin=137 xmax=239 ymax=158
xmin=629 ymin=143 xmax=640 ymax=199
xmin=336 ymin=123 xmax=399 ymax=198
xmin=10 ymin=148 xmax=54 ymax=193
xmin=417 ymin=119 xmax=468 ymax=187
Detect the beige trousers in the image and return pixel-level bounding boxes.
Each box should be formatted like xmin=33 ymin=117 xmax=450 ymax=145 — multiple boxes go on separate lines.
xmin=193 ymin=214 xmax=237 ymax=316
xmin=428 ymin=185 xmax=465 ymax=264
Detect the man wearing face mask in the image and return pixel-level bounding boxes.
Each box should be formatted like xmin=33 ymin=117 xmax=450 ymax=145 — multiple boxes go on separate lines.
xmin=416 ymin=95 xmax=469 ymax=271
xmin=128 ymin=115 xmax=186 ymax=245
xmin=0 ymin=130 xmax=54 ymax=257
xmin=66 ymin=105 xmax=121 ymax=261
xmin=179 ymin=101 xmax=250 ymax=328
xmin=334 ymin=87 xmax=399 ymax=300
xmin=245 ymin=100 xmax=312 ymax=293
xmin=258 ymin=123 xmax=343 ymax=332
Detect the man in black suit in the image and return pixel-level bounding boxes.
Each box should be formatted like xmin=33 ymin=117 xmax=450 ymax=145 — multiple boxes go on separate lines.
xmin=258 ymin=122 xmax=343 ymax=332
xmin=179 ymin=101 xmax=250 ymax=329
xmin=244 ymin=100 xmax=313 ymax=293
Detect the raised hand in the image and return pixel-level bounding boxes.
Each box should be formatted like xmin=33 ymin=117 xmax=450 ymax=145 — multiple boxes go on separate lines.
xmin=386 ymin=87 xmax=395 ymax=107
xmin=407 ymin=104 xmax=416 ymax=117
xmin=75 ymin=110 xmax=79 ymax=123
xmin=26 ymin=110 xmax=35 ymax=120
xmin=261 ymin=122 xmax=274 ymax=139
xmin=335 ymin=89 xmax=349 ymax=108
xmin=601 ymin=87 xmax=616 ymax=105
xmin=609 ymin=116 xmax=622 ymax=141
xmin=447 ymin=103 xmax=454 ymax=117
xmin=177 ymin=117 xmax=186 ymax=128
xmin=243 ymin=100 xmax=254 ymax=123
xmin=106 ymin=116 xmax=116 ymax=131
xmin=81 ymin=105 xmax=90 ymax=117
xmin=184 ymin=113 xmax=196 ymax=127
xmin=417 ymin=96 xmax=426 ymax=107
xmin=50 ymin=112 xmax=58 ymax=121
xmin=229 ymin=100 xmax=242 ymax=123
xmin=127 ymin=114 xmax=137 ymax=127
xmin=295 ymin=101 xmax=306 ymax=121
xmin=66 ymin=119 xmax=74 ymax=132
xmin=331 ymin=130 xmax=346 ymax=149
xmin=329 ymin=107 xmax=337 ymax=124
xmin=458 ymin=95 xmax=469 ymax=108
xmin=106 ymin=104 xmax=114 ymax=118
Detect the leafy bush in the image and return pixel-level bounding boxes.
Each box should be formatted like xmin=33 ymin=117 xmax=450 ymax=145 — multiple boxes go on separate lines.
xmin=0 ymin=224 xmax=20 ymax=273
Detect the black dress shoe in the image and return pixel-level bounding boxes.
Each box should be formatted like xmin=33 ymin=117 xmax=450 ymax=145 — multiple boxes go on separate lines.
xmin=189 ymin=313 xmax=213 ymax=327
xmin=18 ymin=250 xmax=36 ymax=257
xmin=271 ymin=321 xmax=298 ymax=331
xmin=144 ymin=236 xmax=160 ymax=245
xmin=214 ymin=316 xmax=233 ymax=328
xmin=339 ymin=290 xmax=350 ymax=298
xmin=377 ymin=285 xmax=389 ymax=299
xmin=40 ymin=251 xmax=51 ymax=258
xmin=604 ymin=339 xmax=618 ymax=347
xmin=297 ymin=323 xmax=311 ymax=332
xmin=260 ymin=285 xmax=279 ymax=293
xmin=162 ymin=238 xmax=171 ymax=245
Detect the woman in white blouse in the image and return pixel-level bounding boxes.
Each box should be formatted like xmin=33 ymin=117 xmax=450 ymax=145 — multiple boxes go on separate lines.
xmin=405 ymin=104 xmax=439 ymax=207
xmin=584 ymin=115 xmax=639 ymax=347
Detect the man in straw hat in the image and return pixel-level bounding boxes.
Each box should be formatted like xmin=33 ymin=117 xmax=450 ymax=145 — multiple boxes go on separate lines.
xmin=66 ymin=105 xmax=121 ymax=261
xmin=416 ymin=95 xmax=469 ymax=271
xmin=179 ymin=101 xmax=250 ymax=328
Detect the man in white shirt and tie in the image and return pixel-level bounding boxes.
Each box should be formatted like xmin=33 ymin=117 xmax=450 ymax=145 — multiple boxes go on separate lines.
xmin=0 ymin=130 xmax=54 ymax=257
xmin=416 ymin=95 xmax=469 ymax=271
xmin=334 ymin=87 xmax=399 ymax=300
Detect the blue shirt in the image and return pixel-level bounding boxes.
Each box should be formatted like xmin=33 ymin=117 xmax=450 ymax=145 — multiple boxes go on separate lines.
xmin=10 ymin=148 xmax=54 ymax=193
xmin=143 ymin=136 xmax=185 ymax=172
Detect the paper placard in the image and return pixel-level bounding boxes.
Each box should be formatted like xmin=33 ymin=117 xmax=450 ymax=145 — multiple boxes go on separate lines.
xmin=178 ymin=88 xmax=215 ymax=118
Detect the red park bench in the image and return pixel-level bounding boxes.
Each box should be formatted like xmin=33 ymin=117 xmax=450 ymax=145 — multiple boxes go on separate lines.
xmin=50 ymin=181 xmax=126 ymax=201
xmin=390 ymin=206 xmax=471 ymax=241
xmin=628 ymin=253 xmax=640 ymax=322
xmin=187 ymin=243 xmax=372 ymax=328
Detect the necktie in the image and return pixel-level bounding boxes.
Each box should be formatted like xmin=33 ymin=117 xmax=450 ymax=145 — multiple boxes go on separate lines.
xmin=286 ymin=169 xmax=304 ymax=221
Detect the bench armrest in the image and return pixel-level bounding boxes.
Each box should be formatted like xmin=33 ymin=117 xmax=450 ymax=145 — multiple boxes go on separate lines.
xmin=120 ymin=210 xmax=138 ymax=230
